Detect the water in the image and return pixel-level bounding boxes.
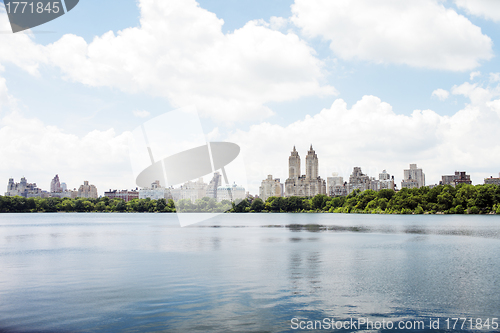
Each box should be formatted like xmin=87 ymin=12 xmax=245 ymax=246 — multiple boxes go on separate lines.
xmin=0 ymin=213 xmax=499 ymax=332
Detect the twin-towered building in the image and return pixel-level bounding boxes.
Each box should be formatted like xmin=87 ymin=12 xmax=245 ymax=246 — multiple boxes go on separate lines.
xmin=285 ymin=145 xmax=327 ymax=197
xmin=260 ymin=146 xmax=401 ymax=199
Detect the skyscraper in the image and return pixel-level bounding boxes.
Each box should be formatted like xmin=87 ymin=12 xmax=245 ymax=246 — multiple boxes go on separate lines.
xmin=285 ymin=145 xmax=326 ymax=197
xmin=305 ymin=145 xmax=319 ymax=180
xmin=50 ymin=174 xmax=62 ymax=193
xmin=402 ymin=164 xmax=425 ymax=189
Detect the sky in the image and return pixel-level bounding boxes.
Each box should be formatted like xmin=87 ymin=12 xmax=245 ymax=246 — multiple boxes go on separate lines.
xmin=1 ymin=0 xmax=500 ymax=195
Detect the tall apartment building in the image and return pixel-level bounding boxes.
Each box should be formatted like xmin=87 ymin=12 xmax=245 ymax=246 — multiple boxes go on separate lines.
xmin=401 ymin=164 xmax=425 ymax=189
xmin=378 ymin=170 xmax=395 ymax=190
xmin=50 ymin=175 xmax=62 ymax=193
xmin=284 ymin=145 xmax=326 ymax=197
xmin=347 ymin=167 xmax=372 ymax=194
xmin=5 ymin=177 xmax=44 ymax=198
xmin=206 ymin=172 xmax=222 ymax=199
xmin=77 ymin=181 xmax=98 ymax=199
xmin=259 ymin=175 xmax=283 ymax=201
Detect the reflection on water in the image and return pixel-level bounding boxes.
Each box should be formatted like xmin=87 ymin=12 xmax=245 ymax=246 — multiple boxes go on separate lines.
xmin=0 ymin=213 xmax=499 ymax=332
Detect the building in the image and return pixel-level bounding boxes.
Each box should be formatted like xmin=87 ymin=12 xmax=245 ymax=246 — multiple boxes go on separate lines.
xmin=77 ymin=181 xmax=98 ymax=199
xmin=50 ymin=174 xmax=62 ymax=193
xmin=347 ymin=167 xmax=372 ymax=194
xmin=104 ymin=189 xmax=139 ymax=202
xmin=378 ymin=170 xmax=395 ymax=190
xmin=217 ymin=184 xmax=246 ymax=202
xmin=484 ymin=173 xmax=500 ymax=185
xmin=171 ymin=178 xmax=207 ymax=202
xmin=139 ymin=180 xmax=170 ymax=200
xmin=441 ymin=171 xmax=472 ymax=186
xmin=206 ymin=172 xmax=222 ymax=199
xmin=50 ymin=191 xmax=76 ymax=199
xmin=327 ymin=173 xmax=347 ymax=197
xmin=5 ymin=177 xmax=44 ymax=197
xmin=401 ymin=164 xmax=425 ymax=189
xmin=259 ymin=175 xmax=283 ymax=201
xmin=284 ymin=145 xmax=326 ymax=197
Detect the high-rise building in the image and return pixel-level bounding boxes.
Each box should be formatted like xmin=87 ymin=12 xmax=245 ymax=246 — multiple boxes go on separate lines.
xmin=305 ymin=145 xmax=318 ymax=180
xmin=401 ymin=164 xmax=425 ymax=189
xmin=50 ymin=174 xmax=62 ymax=193
xmin=77 ymin=181 xmax=98 ymax=199
xmin=347 ymin=167 xmax=371 ymax=194
xmin=284 ymin=145 xmax=326 ymax=197
xmin=259 ymin=175 xmax=283 ymax=201
xmin=288 ymin=146 xmax=300 ymax=179
xmin=5 ymin=177 xmax=44 ymax=197
xmin=378 ymin=170 xmax=395 ymax=190
xmin=206 ymin=172 xmax=222 ymax=199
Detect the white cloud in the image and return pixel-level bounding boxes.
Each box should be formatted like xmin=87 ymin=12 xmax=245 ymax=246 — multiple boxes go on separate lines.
xmin=0 ymin=9 xmax=48 ymax=75
xmin=470 ymin=71 xmax=481 ymax=80
xmin=0 ymin=74 xmax=17 ymax=115
xmin=229 ymin=82 xmax=500 ymax=193
xmin=291 ymin=0 xmax=493 ymax=71
xmin=432 ymin=88 xmax=450 ymax=101
xmin=0 ymin=111 xmax=134 ymax=193
xmin=490 ymin=73 xmax=500 ymax=83
xmin=133 ymin=110 xmax=150 ymax=118
xmin=451 ymin=82 xmax=499 ymax=105
xmin=44 ymin=0 xmax=336 ymax=123
xmin=455 ymin=0 xmax=500 ymax=22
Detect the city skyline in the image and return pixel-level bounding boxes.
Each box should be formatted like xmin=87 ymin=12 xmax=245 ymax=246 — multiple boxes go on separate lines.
xmin=5 ymin=157 xmax=499 ymax=198
xmin=1 ymin=0 xmax=500 ymax=195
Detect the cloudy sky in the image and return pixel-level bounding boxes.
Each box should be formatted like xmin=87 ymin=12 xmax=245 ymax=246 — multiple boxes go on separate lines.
xmin=1 ymin=0 xmax=500 ymax=194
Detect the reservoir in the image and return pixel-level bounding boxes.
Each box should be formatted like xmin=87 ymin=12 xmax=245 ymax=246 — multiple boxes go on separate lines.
xmin=0 ymin=213 xmax=499 ymax=332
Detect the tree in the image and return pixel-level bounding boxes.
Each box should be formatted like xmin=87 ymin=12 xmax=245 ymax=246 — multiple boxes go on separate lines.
xmin=250 ymin=198 xmax=265 ymax=212
xmin=233 ymin=199 xmax=250 ymax=212
xmin=311 ymin=194 xmax=329 ymax=210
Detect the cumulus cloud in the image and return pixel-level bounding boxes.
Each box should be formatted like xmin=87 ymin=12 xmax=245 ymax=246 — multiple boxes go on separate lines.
xmin=0 ymin=111 xmax=134 ymax=193
xmin=133 ymin=110 xmax=150 ymax=118
xmin=455 ymin=0 xmax=500 ymax=22
xmin=229 ymin=82 xmax=500 ymax=193
xmin=0 ymin=9 xmax=48 ymax=75
xmin=291 ymin=0 xmax=493 ymax=71
xmin=43 ymin=0 xmax=336 ymax=123
xmin=432 ymin=89 xmax=450 ymax=101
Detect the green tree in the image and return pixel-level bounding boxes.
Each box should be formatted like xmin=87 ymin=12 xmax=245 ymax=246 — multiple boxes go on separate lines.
xmin=250 ymin=198 xmax=265 ymax=212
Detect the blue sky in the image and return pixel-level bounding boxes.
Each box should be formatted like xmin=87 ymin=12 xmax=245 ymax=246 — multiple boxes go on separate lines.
xmin=1 ymin=0 xmax=500 ymax=194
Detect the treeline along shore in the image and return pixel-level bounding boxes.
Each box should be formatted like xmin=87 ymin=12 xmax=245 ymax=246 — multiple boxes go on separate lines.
xmin=1 ymin=184 xmax=500 ymax=214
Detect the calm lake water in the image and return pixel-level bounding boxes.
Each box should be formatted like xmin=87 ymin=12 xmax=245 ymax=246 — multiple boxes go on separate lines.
xmin=0 ymin=213 xmax=499 ymax=332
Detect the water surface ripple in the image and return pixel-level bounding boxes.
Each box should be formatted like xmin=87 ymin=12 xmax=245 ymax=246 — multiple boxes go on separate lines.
xmin=0 ymin=213 xmax=499 ymax=332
